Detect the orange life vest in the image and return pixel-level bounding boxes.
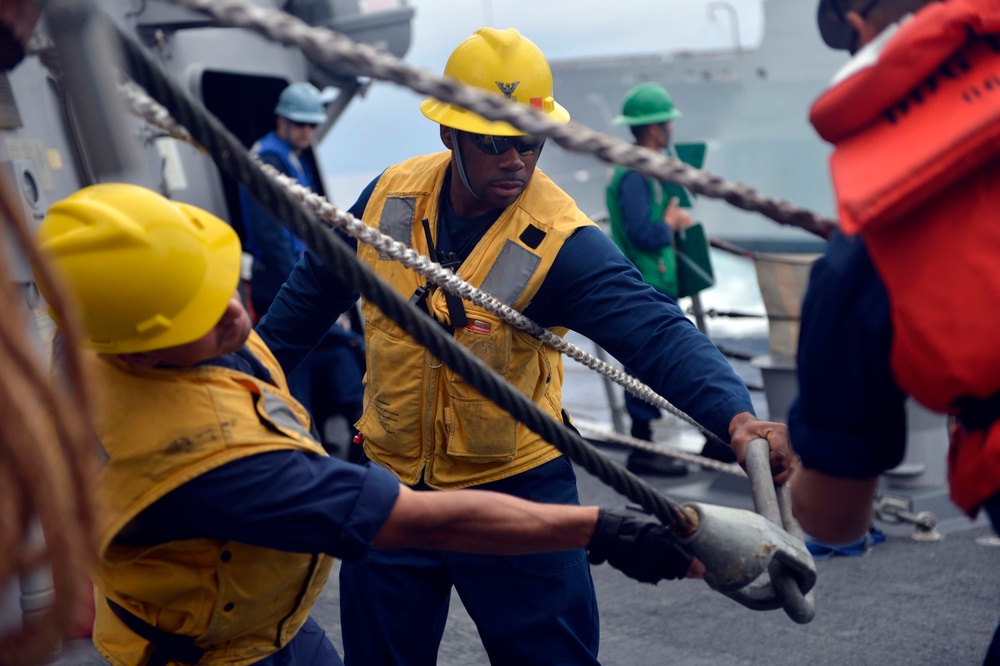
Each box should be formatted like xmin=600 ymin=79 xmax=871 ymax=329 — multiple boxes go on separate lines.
xmin=810 ymin=0 xmax=1000 ymax=513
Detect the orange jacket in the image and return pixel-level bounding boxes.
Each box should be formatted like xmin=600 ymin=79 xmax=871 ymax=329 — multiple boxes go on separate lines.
xmin=810 ymin=0 xmax=1000 ymax=512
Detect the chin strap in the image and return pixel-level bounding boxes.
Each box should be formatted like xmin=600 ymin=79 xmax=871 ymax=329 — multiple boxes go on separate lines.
xmin=449 ymin=127 xmax=480 ymax=201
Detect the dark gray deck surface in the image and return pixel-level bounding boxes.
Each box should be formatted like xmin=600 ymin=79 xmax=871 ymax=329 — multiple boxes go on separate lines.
xmin=60 ymin=470 xmax=999 ymax=666
xmin=300 ymin=456 xmax=999 ymax=666
xmin=53 ymin=332 xmax=1000 ymax=665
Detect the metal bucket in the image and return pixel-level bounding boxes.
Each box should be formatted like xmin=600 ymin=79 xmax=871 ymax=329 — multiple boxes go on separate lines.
xmin=750 ymin=252 xmax=820 ymax=422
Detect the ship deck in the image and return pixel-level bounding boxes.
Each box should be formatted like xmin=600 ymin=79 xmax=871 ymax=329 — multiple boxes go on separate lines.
xmin=57 ymin=332 xmax=1000 ymax=666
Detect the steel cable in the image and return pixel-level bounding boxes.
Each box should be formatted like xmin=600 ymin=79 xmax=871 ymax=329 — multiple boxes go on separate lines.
xmin=115 ymin=25 xmax=698 ymax=533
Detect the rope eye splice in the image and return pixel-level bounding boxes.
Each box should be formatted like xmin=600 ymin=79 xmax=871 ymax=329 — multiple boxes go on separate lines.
xmin=678 ymin=439 xmax=818 ymax=624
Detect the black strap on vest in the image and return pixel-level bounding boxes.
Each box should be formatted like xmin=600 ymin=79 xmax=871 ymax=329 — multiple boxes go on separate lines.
xmin=415 ymin=218 xmax=468 ymax=329
xmin=107 ymin=598 xmax=206 ymax=665
xmin=954 ymin=391 xmax=1000 ymax=432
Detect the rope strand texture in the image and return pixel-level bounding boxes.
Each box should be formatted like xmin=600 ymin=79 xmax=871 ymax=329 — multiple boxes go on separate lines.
xmin=0 ymin=168 xmax=95 ymax=665
xmin=170 ymin=0 xmax=837 ymax=239
xmin=115 ymin=24 xmax=697 ymax=533
xmin=267 ymin=167 xmax=730 ymax=451
xmin=116 ymin=80 xmax=734 ymax=467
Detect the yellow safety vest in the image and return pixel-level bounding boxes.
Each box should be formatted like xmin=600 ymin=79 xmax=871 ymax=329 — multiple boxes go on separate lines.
xmin=355 ymin=151 xmax=597 ymax=488
xmin=88 ymin=331 xmax=334 ymax=666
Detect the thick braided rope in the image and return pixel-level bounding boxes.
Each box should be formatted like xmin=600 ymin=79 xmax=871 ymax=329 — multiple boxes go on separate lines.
xmin=0 ymin=170 xmax=95 ymax=663
xmin=116 ymin=79 xmax=732 ymax=462
xmin=572 ymin=422 xmax=747 ymax=477
xmin=120 ymin=81 xmax=200 ymax=148
xmin=115 ymin=23 xmax=698 ymax=533
xmin=170 ymin=0 xmax=837 ymax=239
xmin=268 ymin=168 xmax=730 ymax=450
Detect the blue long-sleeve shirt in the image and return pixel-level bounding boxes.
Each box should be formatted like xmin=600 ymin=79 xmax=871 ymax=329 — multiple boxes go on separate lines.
xmin=117 ymin=345 xmax=400 ymax=559
xmin=617 ymin=170 xmax=674 ymax=250
xmin=258 ymin=171 xmax=752 ymax=443
xmin=787 ymin=231 xmax=907 ymax=478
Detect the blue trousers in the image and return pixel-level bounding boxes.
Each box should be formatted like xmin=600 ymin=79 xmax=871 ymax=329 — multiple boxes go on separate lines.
xmin=339 ymin=456 xmax=600 ymax=666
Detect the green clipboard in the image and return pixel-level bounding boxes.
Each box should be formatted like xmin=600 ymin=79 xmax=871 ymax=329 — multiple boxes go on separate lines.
xmin=665 ymin=142 xmax=714 ymax=297
xmin=675 ymin=222 xmax=715 ymax=298
xmin=661 ymin=142 xmax=707 ymax=209
xmin=675 ymin=142 xmax=707 ymax=170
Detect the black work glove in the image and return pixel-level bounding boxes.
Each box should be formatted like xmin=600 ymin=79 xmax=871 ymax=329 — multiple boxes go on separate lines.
xmin=587 ymin=507 xmax=693 ymax=584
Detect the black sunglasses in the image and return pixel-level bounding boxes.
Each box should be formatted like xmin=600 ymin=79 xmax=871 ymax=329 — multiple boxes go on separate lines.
xmin=289 ymin=120 xmax=319 ymax=129
xmin=466 ymin=132 xmax=546 ymax=156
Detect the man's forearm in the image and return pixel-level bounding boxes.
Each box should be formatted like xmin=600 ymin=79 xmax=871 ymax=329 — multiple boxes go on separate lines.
xmin=374 ymin=486 xmax=598 ymax=554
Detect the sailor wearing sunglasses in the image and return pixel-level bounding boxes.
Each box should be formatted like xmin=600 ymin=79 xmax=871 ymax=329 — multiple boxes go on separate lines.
xmin=259 ymin=26 xmax=793 ymax=666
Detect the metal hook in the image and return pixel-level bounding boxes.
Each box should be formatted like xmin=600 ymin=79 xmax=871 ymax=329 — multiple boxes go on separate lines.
xmin=678 ymin=439 xmax=817 ymax=623
xmin=743 ymin=438 xmax=817 ymax=623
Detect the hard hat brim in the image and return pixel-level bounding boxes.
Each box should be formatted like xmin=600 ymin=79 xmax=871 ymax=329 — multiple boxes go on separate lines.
xmin=612 ymin=108 xmax=682 ymax=126
xmin=420 ymin=97 xmax=570 ymax=136
xmin=280 ymin=110 xmax=327 ymax=125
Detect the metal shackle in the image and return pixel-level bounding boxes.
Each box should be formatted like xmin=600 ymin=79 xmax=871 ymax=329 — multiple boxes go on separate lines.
xmin=678 ymin=439 xmax=817 ymax=623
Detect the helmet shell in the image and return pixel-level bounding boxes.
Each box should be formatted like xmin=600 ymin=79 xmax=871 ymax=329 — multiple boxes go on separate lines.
xmin=420 ymin=27 xmax=570 ymax=136
xmin=274 ymin=82 xmax=327 ymax=124
xmin=35 ymin=184 xmax=242 ymax=354
xmin=613 ymin=83 xmax=681 ymax=126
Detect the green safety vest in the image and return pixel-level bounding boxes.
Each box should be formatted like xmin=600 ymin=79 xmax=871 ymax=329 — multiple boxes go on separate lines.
xmin=606 ymin=165 xmax=678 ymax=298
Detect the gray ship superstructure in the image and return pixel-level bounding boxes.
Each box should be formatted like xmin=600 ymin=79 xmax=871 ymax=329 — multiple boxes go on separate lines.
xmin=544 ymin=0 xmax=848 ymax=252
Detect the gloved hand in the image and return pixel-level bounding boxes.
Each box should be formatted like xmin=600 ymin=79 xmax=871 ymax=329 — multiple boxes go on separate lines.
xmin=587 ymin=507 xmax=693 ymax=584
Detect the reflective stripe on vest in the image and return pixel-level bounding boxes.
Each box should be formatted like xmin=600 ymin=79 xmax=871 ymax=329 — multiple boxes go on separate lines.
xmin=355 ymin=152 xmax=596 ymax=488
xmin=480 ymin=240 xmax=542 ymax=306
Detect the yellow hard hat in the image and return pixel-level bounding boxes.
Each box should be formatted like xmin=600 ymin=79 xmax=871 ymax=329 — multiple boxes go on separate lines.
xmin=420 ymin=27 xmax=570 ymax=136
xmin=34 ymin=183 xmax=242 ymax=354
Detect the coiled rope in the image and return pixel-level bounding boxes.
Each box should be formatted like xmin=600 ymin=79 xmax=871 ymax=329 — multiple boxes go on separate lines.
xmin=0 ymin=170 xmax=94 ymax=664
xmin=113 ymin=23 xmax=700 ymax=533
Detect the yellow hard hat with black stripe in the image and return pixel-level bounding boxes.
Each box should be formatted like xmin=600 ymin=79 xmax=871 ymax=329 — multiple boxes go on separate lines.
xmin=35 ymin=183 xmax=241 ymax=354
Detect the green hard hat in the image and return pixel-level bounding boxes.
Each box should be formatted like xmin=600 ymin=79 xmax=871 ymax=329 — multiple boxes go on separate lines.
xmin=612 ymin=83 xmax=681 ymax=126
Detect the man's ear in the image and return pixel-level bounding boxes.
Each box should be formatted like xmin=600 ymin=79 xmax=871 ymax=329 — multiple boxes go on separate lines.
xmin=440 ymin=124 xmax=453 ymax=150
xmin=116 ymin=352 xmax=160 ymax=368
xmin=845 ymin=10 xmax=881 ymax=48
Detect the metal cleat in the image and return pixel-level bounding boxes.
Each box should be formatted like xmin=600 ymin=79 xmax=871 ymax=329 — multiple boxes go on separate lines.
xmin=875 ymin=494 xmax=942 ymax=542
xmin=678 ymin=439 xmax=817 ymax=624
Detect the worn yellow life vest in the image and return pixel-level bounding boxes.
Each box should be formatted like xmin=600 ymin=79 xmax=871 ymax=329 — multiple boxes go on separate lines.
xmin=88 ymin=331 xmax=334 ymax=666
xmin=355 ymin=151 xmax=596 ymax=488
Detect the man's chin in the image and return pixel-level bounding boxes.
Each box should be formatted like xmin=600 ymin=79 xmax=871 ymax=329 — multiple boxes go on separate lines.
xmin=221 ymin=323 xmax=252 ymax=355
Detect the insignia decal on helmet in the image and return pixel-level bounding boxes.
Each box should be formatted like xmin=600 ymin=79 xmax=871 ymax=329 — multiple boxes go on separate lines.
xmin=495 ymin=81 xmax=520 ymax=99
